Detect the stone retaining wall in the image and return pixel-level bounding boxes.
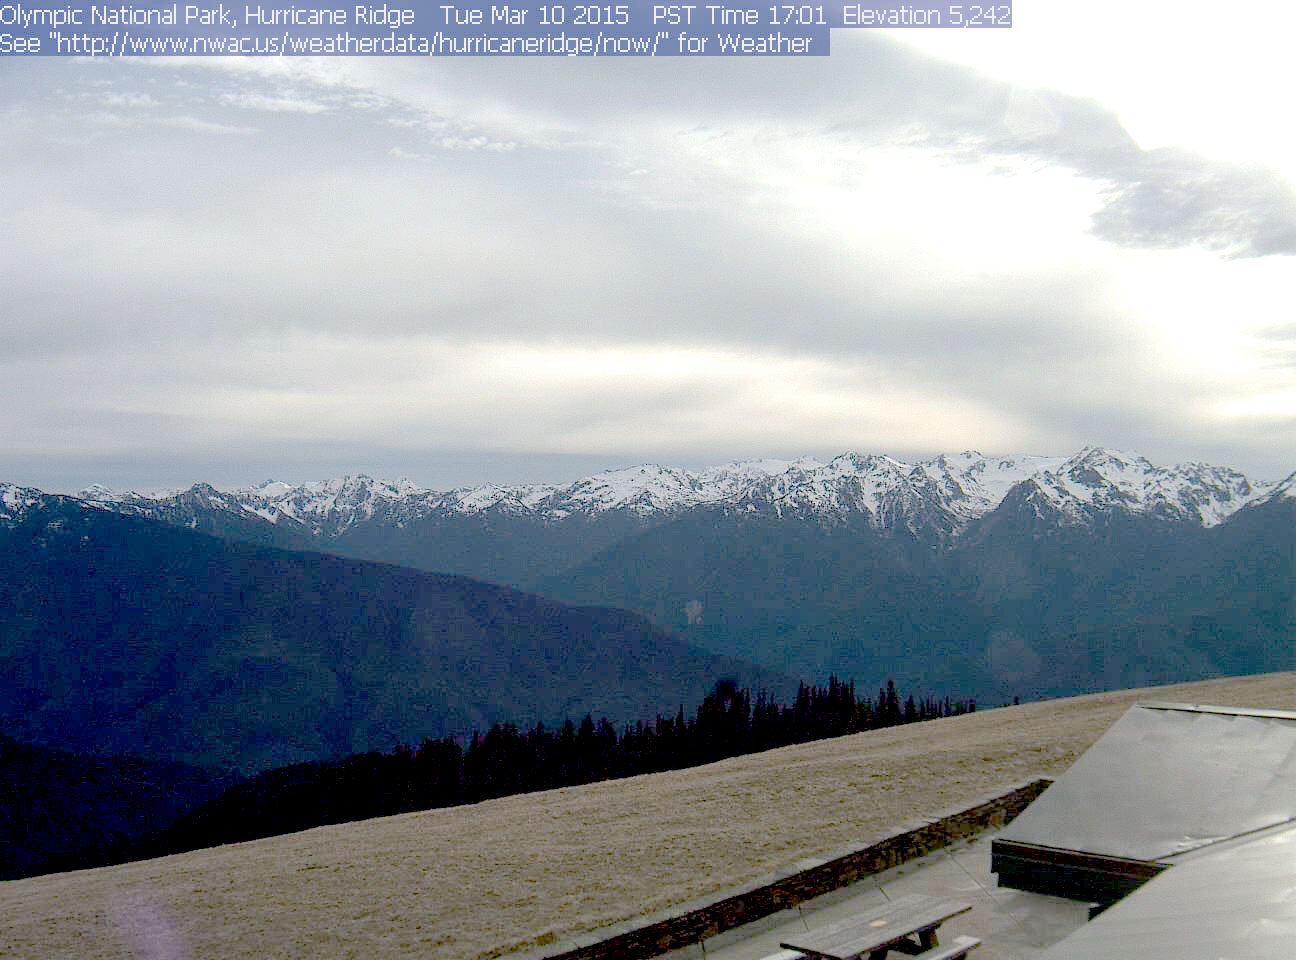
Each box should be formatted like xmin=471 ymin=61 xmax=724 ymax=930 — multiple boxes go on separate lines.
xmin=526 ymin=778 xmax=1051 ymax=960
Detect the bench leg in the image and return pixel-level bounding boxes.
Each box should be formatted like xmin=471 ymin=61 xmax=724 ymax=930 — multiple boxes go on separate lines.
xmin=887 ymin=938 xmax=925 ymax=956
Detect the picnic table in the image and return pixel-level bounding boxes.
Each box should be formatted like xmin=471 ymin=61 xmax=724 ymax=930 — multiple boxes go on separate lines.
xmin=779 ymin=893 xmax=974 ymax=960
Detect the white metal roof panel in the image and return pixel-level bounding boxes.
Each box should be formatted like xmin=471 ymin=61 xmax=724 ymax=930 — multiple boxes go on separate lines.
xmin=998 ymin=702 xmax=1296 ymax=861
xmin=1037 ymin=822 xmax=1296 ymax=960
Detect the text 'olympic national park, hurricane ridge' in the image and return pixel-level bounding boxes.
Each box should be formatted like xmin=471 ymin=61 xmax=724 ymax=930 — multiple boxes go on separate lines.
xmin=0 ymin=1 xmax=1011 ymax=58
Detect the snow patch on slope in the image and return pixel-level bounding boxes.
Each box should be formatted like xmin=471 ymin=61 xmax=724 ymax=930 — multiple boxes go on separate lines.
xmin=1263 ymin=471 xmax=1296 ymax=502
xmin=1027 ymin=447 xmax=1265 ymax=527
xmin=0 ymin=483 xmax=44 ymax=521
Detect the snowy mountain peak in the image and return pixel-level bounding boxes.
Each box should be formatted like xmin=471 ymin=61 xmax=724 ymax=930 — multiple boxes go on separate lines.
xmin=828 ymin=451 xmax=908 ymax=475
xmin=0 ymin=482 xmax=47 ymax=522
xmin=1024 ymin=448 xmax=1264 ymax=526
xmin=223 ymin=474 xmax=435 ymax=534
xmin=77 ymin=483 xmax=120 ymax=500
xmin=1065 ymin=445 xmax=1148 ymax=476
xmin=246 ymin=479 xmax=298 ymax=498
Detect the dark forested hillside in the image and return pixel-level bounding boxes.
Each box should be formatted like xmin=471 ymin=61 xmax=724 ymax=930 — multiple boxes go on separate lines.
xmin=0 ymin=501 xmax=795 ymax=775
xmin=535 ymin=505 xmax=989 ymax=690
xmin=944 ymin=488 xmax=1296 ymax=701
xmin=0 ymin=735 xmax=232 ymax=880
xmin=535 ymin=495 xmax=1295 ymax=704
xmin=331 ymin=508 xmax=657 ymax=590
xmin=154 ymin=676 xmax=972 ymax=856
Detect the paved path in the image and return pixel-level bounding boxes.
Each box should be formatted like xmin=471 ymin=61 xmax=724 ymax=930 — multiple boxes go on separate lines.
xmin=662 ymin=832 xmax=1090 ymax=960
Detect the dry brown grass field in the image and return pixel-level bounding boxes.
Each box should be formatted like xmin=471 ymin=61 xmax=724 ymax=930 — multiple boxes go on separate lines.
xmin=6 ymin=672 xmax=1296 ymax=960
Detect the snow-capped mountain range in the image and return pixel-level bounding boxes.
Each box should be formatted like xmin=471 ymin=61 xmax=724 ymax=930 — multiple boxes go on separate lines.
xmin=3 ymin=447 xmax=1287 ymax=540
xmin=5 ymin=446 xmax=1294 ymax=715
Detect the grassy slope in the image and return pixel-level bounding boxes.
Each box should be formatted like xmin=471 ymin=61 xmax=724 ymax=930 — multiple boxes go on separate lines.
xmin=6 ymin=671 xmax=1296 ymax=960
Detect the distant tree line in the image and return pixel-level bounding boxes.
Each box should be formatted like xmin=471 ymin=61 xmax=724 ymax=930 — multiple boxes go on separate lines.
xmin=149 ymin=678 xmax=972 ymax=857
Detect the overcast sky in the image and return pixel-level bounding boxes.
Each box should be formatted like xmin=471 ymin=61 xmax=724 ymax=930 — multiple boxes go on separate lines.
xmin=3 ymin=2 xmax=1295 ymax=494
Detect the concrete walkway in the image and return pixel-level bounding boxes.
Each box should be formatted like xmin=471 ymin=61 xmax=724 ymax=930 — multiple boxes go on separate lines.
xmin=660 ymin=832 xmax=1091 ymax=960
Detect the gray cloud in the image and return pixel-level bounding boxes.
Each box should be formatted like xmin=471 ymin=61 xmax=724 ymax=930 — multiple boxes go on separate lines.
xmin=2 ymin=39 xmax=1293 ymax=491
xmin=1088 ymin=151 xmax=1296 ymax=257
xmin=968 ymin=89 xmax=1296 ymax=258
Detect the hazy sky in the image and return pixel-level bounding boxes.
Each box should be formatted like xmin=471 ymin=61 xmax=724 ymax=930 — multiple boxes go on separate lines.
xmin=3 ymin=2 xmax=1295 ymax=494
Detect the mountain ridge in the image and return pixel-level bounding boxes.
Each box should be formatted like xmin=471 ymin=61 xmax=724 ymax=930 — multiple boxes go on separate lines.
xmin=6 ymin=446 xmax=1281 ymax=543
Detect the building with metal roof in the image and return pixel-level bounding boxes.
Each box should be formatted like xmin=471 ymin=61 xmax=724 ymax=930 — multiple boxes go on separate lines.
xmin=993 ymin=702 xmax=1296 ymax=958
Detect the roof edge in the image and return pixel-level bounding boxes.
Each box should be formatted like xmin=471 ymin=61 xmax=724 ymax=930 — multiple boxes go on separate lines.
xmin=1135 ymin=701 xmax=1296 ymax=721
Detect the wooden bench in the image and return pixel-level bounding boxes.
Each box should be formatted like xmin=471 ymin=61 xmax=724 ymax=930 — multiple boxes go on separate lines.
xmin=913 ymin=935 xmax=981 ymax=960
xmin=779 ymin=894 xmax=973 ymax=960
xmin=777 ymin=934 xmax=981 ymax=960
